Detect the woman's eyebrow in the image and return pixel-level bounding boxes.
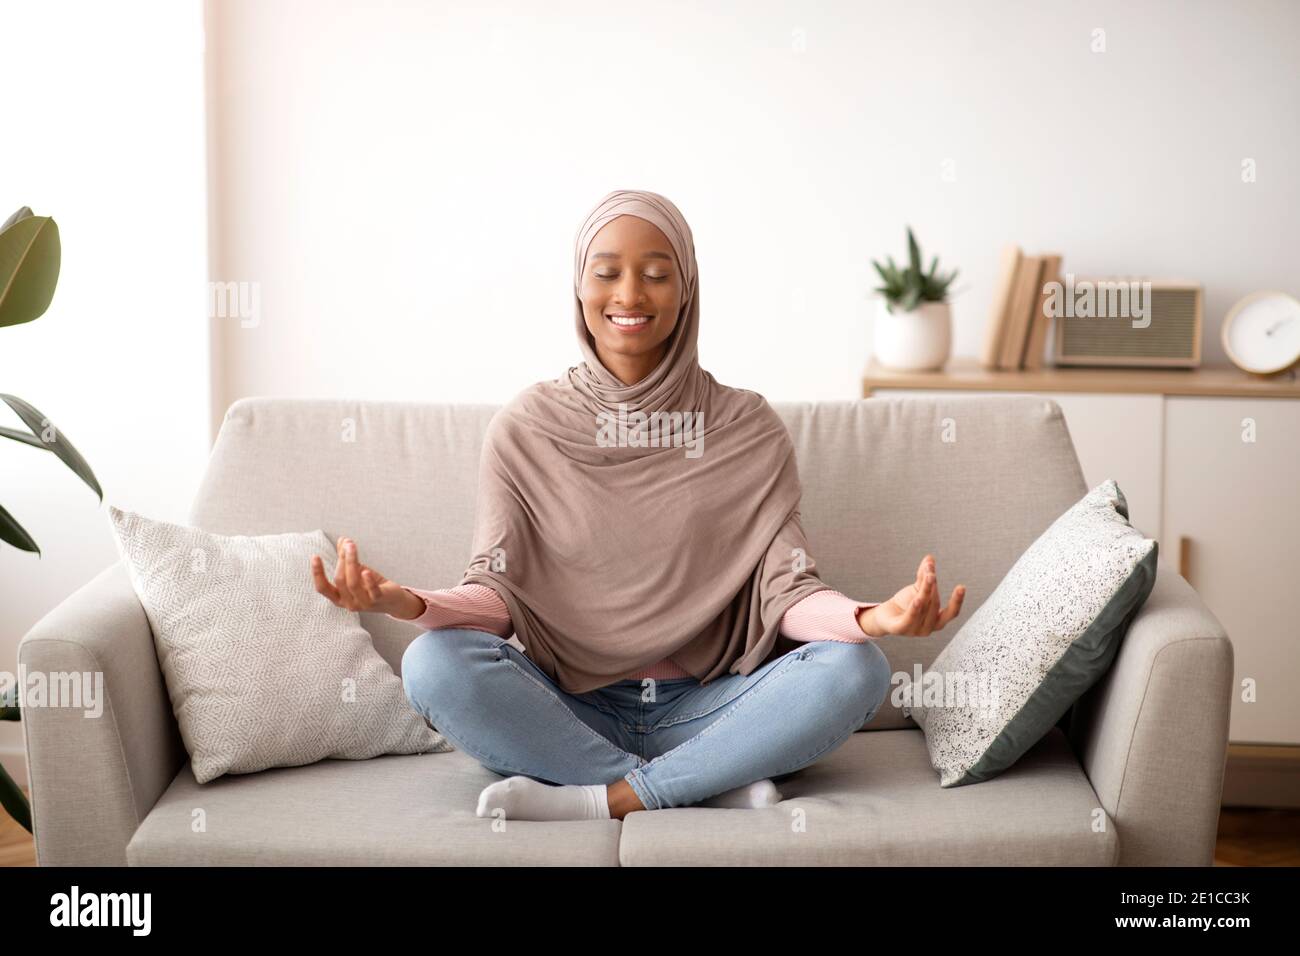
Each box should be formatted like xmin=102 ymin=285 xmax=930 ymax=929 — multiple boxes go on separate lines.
xmin=591 ymin=251 xmax=673 ymax=261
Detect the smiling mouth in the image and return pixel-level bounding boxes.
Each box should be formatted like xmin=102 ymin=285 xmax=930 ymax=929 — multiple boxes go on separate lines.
xmin=606 ymin=313 xmax=654 ymax=330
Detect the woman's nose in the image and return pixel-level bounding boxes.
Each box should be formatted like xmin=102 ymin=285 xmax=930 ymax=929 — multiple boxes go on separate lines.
xmin=614 ymin=275 xmax=646 ymax=304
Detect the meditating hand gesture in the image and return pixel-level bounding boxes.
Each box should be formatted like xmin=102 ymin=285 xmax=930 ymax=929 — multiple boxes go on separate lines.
xmin=857 ymin=554 xmax=965 ymax=638
xmin=310 ymin=536 xmax=425 ymax=620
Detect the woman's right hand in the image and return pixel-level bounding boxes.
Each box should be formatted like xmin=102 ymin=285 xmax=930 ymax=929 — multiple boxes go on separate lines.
xmin=310 ymin=536 xmax=425 ymax=620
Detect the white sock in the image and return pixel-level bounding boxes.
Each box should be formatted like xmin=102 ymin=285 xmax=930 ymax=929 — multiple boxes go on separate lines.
xmin=699 ymin=778 xmax=783 ymax=809
xmin=475 ymin=776 xmax=611 ymax=821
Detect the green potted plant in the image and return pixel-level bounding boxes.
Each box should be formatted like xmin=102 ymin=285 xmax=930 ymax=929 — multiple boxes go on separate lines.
xmin=0 ymin=206 xmax=103 ymax=834
xmin=871 ymin=226 xmax=960 ymax=371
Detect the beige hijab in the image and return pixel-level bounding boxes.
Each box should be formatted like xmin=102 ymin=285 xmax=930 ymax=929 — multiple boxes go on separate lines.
xmin=459 ymin=188 xmax=832 ymax=694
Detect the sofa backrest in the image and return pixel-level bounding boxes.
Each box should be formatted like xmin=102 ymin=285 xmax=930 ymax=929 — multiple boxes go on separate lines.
xmin=190 ymin=395 xmax=1087 ymax=728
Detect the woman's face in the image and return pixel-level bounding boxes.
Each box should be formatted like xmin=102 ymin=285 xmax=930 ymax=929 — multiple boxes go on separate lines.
xmin=578 ymin=215 xmax=682 ymax=386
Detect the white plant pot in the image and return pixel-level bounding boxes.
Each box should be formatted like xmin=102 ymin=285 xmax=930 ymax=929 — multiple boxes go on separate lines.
xmin=872 ymin=300 xmax=952 ymax=371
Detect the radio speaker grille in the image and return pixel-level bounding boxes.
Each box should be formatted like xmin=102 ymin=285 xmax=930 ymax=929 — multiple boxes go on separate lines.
xmin=1056 ymin=283 xmax=1200 ymax=367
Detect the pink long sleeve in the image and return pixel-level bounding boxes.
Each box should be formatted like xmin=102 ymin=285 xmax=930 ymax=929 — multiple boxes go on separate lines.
xmin=388 ymin=583 xmax=513 ymax=636
xmin=780 ymin=588 xmax=879 ymax=643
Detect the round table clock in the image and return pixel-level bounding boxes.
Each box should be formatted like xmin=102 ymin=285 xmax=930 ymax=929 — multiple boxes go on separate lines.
xmin=1221 ymin=290 xmax=1300 ymax=375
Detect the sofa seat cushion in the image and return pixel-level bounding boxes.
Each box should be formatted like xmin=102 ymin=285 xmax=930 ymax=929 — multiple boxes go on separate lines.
xmin=126 ymin=750 xmax=621 ymax=866
xmin=618 ymin=728 xmax=1118 ymax=865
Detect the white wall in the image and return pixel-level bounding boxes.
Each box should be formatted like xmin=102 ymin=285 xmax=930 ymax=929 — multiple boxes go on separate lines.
xmin=0 ymin=0 xmax=210 ymax=780
xmin=207 ymin=0 xmax=1299 ymax=435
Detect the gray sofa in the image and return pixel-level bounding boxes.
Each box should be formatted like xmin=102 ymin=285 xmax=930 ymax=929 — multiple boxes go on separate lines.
xmin=18 ymin=394 xmax=1232 ymax=865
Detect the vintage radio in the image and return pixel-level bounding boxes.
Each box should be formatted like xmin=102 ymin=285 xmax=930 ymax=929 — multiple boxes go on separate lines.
xmin=1052 ymin=277 xmax=1202 ymax=368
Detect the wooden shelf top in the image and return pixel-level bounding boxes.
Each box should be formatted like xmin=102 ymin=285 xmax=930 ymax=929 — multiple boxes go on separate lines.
xmin=862 ymin=357 xmax=1300 ymax=399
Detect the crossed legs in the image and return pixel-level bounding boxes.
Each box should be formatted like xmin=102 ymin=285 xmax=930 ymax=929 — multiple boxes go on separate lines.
xmin=401 ymin=628 xmax=892 ymax=820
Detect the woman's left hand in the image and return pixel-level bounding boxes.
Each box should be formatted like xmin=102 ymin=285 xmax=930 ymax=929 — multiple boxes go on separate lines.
xmin=858 ymin=554 xmax=965 ymax=638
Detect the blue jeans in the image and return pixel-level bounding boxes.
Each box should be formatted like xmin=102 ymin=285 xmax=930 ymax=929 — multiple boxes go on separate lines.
xmin=400 ymin=627 xmax=892 ymax=811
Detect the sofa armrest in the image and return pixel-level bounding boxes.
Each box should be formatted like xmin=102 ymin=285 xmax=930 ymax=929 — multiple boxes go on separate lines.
xmin=18 ymin=561 xmax=185 ymax=866
xmin=1068 ymin=566 xmax=1233 ymax=866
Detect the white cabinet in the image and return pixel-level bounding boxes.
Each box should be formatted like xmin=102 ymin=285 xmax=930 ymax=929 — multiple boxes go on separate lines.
xmin=1163 ymin=397 xmax=1300 ymax=746
xmin=868 ymin=385 xmax=1300 ymax=747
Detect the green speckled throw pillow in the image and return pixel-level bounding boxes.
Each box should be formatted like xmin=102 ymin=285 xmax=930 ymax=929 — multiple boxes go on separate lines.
xmin=910 ymin=479 xmax=1157 ymax=787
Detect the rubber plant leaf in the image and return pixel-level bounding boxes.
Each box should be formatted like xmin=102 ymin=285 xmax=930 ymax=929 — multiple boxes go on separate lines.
xmin=0 ymin=213 xmax=61 ymax=328
xmin=0 ymin=501 xmax=39 ymax=554
xmin=0 ymin=394 xmax=103 ymax=501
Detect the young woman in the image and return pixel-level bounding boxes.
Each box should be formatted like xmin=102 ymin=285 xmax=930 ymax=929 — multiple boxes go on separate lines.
xmin=311 ymin=189 xmax=965 ymax=821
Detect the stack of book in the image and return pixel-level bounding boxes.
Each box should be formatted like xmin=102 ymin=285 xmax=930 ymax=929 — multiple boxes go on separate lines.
xmin=980 ymin=244 xmax=1063 ymax=370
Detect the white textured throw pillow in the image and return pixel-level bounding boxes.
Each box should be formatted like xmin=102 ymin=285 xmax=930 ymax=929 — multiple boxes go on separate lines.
xmin=108 ymin=506 xmax=450 ymax=784
xmin=910 ymin=479 xmax=1157 ymax=787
